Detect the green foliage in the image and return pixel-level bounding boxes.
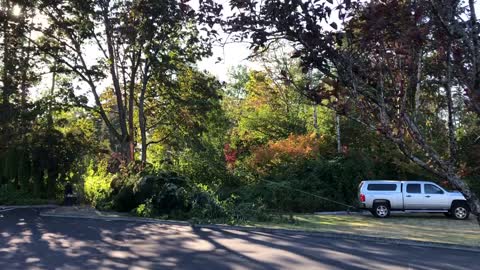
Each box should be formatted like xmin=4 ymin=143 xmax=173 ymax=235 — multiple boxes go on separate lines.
xmin=134 ymin=199 xmax=155 ymax=218
xmin=228 ymin=70 xmax=308 ymax=148
xmin=0 ymin=184 xmax=55 ymax=205
xmin=235 ymin=156 xmax=364 ymax=213
xmin=82 ymin=158 xmax=271 ymax=223
xmin=84 ymin=160 xmax=113 ymax=207
xmin=144 ymin=67 xmax=224 ymax=153
xmin=189 ymin=184 xmax=231 ymax=223
xmin=233 ymin=149 xmax=432 ymax=213
xmin=85 ymin=164 xmax=227 ymax=220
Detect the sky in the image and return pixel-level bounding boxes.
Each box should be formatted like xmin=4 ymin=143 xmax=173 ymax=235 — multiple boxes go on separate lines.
xmin=197 ymin=41 xmax=256 ymax=83
xmin=194 ymin=0 xmax=258 ymax=82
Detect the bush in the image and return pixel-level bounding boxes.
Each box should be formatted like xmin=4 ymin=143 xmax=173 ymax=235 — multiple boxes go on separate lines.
xmin=84 ymin=160 xmax=114 ymax=208
xmin=237 ymin=152 xmax=373 ymax=213
xmin=0 ymin=184 xmax=54 ymax=205
xmin=248 ymin=133 xmax=329 ymax=175
xmin=127 ymin=171 xmax=191 ymax=214
xmin=228 ymin=200 xmax=272 ymax=223
xmin=134 ymin=198 xmax=155 ymax=217
xmin=83 ymin=158 xmax=274 ymax=223
xmin=189 ymin=184 xmax=230 ymax=222
xmin=89 ymin=168 xmax=231 ymax=222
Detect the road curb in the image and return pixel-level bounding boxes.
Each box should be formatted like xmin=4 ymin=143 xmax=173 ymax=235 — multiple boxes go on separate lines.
xmin=38 ymin=210 xmax=480 ymax=253
xmin=0 ymin=204 xmax=58 ymax=209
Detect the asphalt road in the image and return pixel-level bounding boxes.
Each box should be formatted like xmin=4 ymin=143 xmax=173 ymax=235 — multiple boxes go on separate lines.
xmin=0 ymin=208 xmax=479 ymax=270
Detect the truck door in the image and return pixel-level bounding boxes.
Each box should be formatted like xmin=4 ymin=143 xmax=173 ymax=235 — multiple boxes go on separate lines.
xmin=423 ymin=183 xmax=450 ymax=210
xmin=404 ymin=183 xmax=423 ymax=209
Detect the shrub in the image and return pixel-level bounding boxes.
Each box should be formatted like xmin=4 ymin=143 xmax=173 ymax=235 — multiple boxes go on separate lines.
xmin=84 ymin=160 xmax=113 ymax=207
xmin=241 ymin=153 xmax=372 ymax=213
xmin=83 ymin=162 xmax=273 ymax=223
xmin=131 ymin=171 xmax=191 ymax=214
xmin=0 ymin=184 xmax=54 ymax=205
xmin=134 ymin=198 xmax=155 ymax=217
xmin=189 ymin=184 xmax=230 ymax=222
xmin=248 ymin=133 xmax=329 ymax=175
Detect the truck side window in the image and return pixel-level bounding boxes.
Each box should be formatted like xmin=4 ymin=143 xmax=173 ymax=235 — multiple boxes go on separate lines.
xmin=424 ymin=184 xmax=444 ymax=194
xmin=406 ymin=184 xmax=421 ymax=193
xmin=367 ymin=184 xmax=397 ymax=191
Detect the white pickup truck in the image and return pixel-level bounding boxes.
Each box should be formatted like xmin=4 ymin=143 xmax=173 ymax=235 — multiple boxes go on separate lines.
xmin=358 ymin=180 xmax=470 ymax=219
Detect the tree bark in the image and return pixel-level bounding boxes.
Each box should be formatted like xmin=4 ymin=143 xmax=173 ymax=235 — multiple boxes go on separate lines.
xmin=47 ymin=58 xmax=57 ymax=129
xmin=101 ymin=1 xmax=131 ymax=161
xmin=139 ymin=61 xmax=151 ymax=164
xmin=468 ymin=0 xmax=480 ymax=115
xmin=139 ymin=98 xmax=147 ymax=164
xmin=127 ymin=52 xmax=140 ymax=162
xmin=445 ymin=42 xmax=457 ymax=163
xmin=335 ymin=112 xmax=341 ymax=153
xmin=2 ymin=0 xmax=11 ymax=106
xmin=414 ymin=50 xmax=422 ymax=120
xmin=313 ymin=103 xmax=319 ymax=133
xmin=20 ymin=33 xmax=31 ymax=111
xmin=447 ymin=174 xmax=480 ymax=224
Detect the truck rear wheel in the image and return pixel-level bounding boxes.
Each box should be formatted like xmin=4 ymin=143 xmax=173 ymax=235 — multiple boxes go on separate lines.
xmin=451 ymin=203 xmax=470 ymax=220
xmin=372 ymin=202 xmax=390 ymax=218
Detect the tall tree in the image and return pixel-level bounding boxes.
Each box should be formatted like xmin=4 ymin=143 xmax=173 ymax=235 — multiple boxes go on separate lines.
xmin=0 ymin=0 xmax=39 ymax=188
xmin=227 ymin=0 xmax=480 ymax=222
xmin=35 ymin=0 xmax=221 ymax=164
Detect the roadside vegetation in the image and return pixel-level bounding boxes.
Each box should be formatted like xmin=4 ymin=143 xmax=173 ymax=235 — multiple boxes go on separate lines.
xmin=0 ymin=0 xmax=480 ymax=226
xmin=254 ymin=214 xmax=480 ymax=247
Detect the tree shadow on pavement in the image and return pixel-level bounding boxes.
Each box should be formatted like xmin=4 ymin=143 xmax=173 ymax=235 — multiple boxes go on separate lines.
xmin=1 ymin=209 xmax=479 ymax=270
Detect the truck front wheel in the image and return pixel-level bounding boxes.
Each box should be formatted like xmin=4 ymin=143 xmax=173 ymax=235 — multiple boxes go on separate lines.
xmin=451 ymin=203 xmax=470 ymax=220
xmin=372 ymin=203 xmax=390 ymax=218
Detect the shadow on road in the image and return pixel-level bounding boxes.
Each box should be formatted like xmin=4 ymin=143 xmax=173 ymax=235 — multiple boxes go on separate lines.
xmin=0 ymin=209 xmax=478 ymax=270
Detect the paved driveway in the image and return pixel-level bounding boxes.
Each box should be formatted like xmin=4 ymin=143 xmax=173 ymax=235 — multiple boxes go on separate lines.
xmin=0 ymin=208 xmax=479 ymax=270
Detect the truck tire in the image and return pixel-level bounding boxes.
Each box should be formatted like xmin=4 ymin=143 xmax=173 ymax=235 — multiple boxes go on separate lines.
xmin=372 ymin=202 xmax=390 ymax=218
xmin=451 ymin=203 xmax=470 ymax=220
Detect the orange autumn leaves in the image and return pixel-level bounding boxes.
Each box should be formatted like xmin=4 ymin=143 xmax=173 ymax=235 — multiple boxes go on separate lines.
xmin=247 ymin=133 xmax=326 ymax=175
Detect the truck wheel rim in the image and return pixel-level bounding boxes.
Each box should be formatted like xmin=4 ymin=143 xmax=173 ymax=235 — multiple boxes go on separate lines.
xmin=455 ymin=207 xmax=467 ymax=219
xmin=376 ymin=206 xmax=388 ymax=217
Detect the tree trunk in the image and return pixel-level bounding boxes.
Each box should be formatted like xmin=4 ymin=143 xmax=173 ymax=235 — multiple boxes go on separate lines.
xmin=127 ymin=55 xmax=137 ymax=162
xmin=2 ymin=0 xmax=11 ymax=106
xmin=335 ymin=112 xmax=341 ymax=153
xmin=445 ymin=42 xmax=457 ymax=163
xmin=20 ymin=30 xmax=31 ymax=110
xmin=313 ymin=103 xmax=319 ymax=133
xmin=414 ymin=50 xmax=422 ymax=120
xmin=447 ymin=174 xmax=480 ymax=224
xmin=468 ymin=0 xmax=480 ymax=116
xmin=139 ymin=61 xmax=151 ymax=164
xmin=47 ymin=58 xmax=57 ymax=129
xmin=139 ymin=99 xmax=147 ymax=164
xmin=101 ymin=2 xmax=131 ymax=161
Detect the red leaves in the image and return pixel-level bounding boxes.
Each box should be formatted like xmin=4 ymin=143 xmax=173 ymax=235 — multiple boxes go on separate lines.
xmin=223 ymin=143 xmax=238 ymax=168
